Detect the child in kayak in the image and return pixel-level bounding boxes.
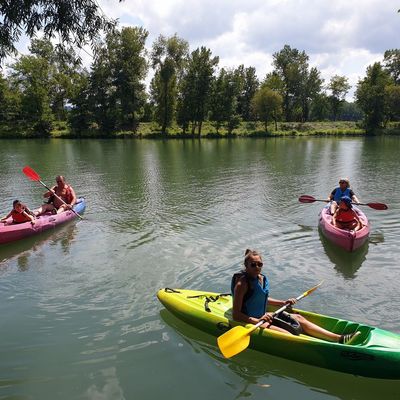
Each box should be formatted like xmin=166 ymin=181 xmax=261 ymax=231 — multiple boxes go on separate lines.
xmin=332 ymin=196 xmax=363 ymax=231
xmin=0 ymin=200 xmax=36 ymax=225
xmin=232 ymin=249 xmax=360 ymax=344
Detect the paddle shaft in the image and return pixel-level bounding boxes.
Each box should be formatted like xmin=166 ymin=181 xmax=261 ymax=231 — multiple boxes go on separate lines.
xmin=245 ymin=286 xmax=319 ymax=334
xmin=38 ymin=179 xmax=83 ymax=220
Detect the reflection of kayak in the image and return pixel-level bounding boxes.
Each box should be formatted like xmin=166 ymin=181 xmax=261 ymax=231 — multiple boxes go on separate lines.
xmin=157 ymin=288 xmax=400 ymax=379
xmin=0 ymin=198 xmax=85 ymax=245
xmin=318 ymin=204 xmax=370 ymax=252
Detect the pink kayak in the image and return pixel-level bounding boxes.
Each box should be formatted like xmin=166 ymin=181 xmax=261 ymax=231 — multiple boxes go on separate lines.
xmin=318 ymin=204 xmax=369 ymax=252
xmin=0 ymin=198 xmax=85 ymax=245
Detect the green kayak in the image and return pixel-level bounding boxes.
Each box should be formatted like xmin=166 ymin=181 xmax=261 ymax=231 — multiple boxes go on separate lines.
xmin=157 ymin=288 xmax=400 ymax=379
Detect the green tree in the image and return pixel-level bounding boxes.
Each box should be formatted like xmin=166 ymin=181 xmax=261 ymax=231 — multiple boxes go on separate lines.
xmin=310 ymin=93 xmax=330 ymax=121
xmin=209 ymin=68 xmax=241 ymax=135
xmin=356 ymin=62 xmax=392 ymax=132
xmin=177 ymin=46 xmax=218 ymax=136
xmin=112 ymin=27 xmax=149 ymax=133
xmin=300 ymin=67 xmax=323 ymax=122
xmin=272 ymin=45 xmax=311 ymax=122
xmin=150 ymin=34 xmax=189 ymax=134
xmin=0 ymin=0 xmax=117 ymax=62
xmin=9 ymin=39 xmax=55 ymax=136
xmin=237 ymin=66 xmax=259 ymax=121
xmin=251 ymin=86 xmax=283 ymax=131
xmin=327 ymin=75 xmax=351 ymax=121
xmin=384 ymin=85 xmax=400 ymax=122
xmin=383 ymin=49 xmax=400 ymax=85
xmin=0 ymin=71 xmax=22 ymax=135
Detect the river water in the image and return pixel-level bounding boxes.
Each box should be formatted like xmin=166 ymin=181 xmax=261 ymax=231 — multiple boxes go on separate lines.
xmin=0 ymin=137 xmax=399 ymax=399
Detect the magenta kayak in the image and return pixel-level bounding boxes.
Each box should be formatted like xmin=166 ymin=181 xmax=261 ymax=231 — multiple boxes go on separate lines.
xmin=318 ymin=204 xmax=369 ymax=252
xmin=0 ymin=198 xmax=86 ymax=245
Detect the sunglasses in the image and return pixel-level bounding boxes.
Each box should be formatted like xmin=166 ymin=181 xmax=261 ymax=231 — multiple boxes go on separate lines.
xmin=248 ymin=261 xmax=263 ymax=268
xmin=339 ymin=181 xmax=347 ymax=184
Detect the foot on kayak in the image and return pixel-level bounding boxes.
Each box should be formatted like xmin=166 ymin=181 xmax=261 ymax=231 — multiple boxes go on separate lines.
xmin=340 ymin=331 xmax=361 ymax=345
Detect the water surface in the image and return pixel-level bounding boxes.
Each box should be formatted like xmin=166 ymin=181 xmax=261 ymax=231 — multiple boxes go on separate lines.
xmin=0 ymin=137 xmax=399 ymax=399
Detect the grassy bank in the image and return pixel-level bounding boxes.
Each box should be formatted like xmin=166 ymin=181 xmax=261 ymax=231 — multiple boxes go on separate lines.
xmin=2 ymin=120 xmax=400 ymax=138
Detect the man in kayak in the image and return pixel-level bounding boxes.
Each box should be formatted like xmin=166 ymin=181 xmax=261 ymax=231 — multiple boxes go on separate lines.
xmin=1 ymin=200 xmax=36 ymax=224
xmin=332 ymin=196 xmax=363 ymax=231
xmin=35 ymin=175 xmax=77 ymax=215
xmin=232 ymin=249 xmax=360 ymax=344
xmin=328 ymin=177 xmax=360 ymax=214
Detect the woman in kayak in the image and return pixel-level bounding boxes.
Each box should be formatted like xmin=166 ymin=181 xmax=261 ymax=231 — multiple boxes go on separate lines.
xmin=332 ymin=196 xmax=363 ymax=231
xmin=232 ymin=249 xmax=360 ymax=344
xmin=35 ymin=175 xmax=77 ymax=215
xmin=1 ymin=200 xmax=36 ymax=225
xmin=328 ymin=177 xmax=360 ymax=215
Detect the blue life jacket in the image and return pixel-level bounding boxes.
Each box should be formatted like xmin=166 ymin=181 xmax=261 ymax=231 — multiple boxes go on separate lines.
xmin=231 ymin=272 xmax=269 ymax=318
xmin=333 ymin=187 xmax=351 ymax=203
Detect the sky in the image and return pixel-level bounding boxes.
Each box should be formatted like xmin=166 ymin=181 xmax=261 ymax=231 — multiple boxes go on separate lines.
xmin=10 ymin=0 xmax=400 ymax=100
xmin=97 ymin=0 xmax=400 ymax=100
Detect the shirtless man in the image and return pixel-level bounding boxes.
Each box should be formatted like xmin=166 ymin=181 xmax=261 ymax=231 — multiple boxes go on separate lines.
xmin=35 ymin=175 xmax=77 ymax=215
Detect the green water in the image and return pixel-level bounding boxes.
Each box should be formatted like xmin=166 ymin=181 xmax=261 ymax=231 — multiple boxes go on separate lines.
xmin=0 ymin=138 xmax=399 ymax=399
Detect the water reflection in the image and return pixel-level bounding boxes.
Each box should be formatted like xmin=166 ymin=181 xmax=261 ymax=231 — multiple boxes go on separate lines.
xmin=0 ymin=223 xmax=78 ymax=271
xmin=160 ymin=309 xmax=399 ymax=400
xmin=319 ymin=230 xmax=368 ymax=279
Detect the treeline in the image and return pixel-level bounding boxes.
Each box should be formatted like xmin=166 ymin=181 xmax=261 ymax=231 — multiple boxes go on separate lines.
xmin=0 ymin=27 xmax=399 ymax=137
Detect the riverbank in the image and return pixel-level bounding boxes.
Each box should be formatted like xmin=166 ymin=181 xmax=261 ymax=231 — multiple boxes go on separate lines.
xmin=1 ymin=120 xmax=400 ymax=138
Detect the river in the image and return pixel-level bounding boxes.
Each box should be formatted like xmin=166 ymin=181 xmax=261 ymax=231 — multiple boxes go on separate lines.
xmin=0 ymin=137 xmax=399 ymax=399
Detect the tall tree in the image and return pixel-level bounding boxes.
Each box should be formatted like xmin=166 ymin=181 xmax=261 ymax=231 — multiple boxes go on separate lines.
xmin=150 ymin=34 xmax=189 ymax=134
xmin=300 ymin=67 xmax=323 ymax=122
xmin=237 ymin=66 xmax=259 ymax=121
xmin=209 ymin=68 xmax=241 ymax=135
xmin=112 ymin=27 xmax=149 ymax=133
xmin=272 ymin=45 xmax=310 ymax=121
xmin=327 ymin=75 xmax=351 ymax=121
xmin=9 ymin=39 xmax=54 ymax=136
xmin=0 ymin=0 xmax=117 ymax=62
xmin=356 ymin=62 xmax=392 ymax=132
xmin=178 ymin=46 xmax=218 ymax=136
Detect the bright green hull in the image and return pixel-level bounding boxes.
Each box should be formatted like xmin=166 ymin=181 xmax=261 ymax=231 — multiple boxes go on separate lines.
xmin=157 ymin=288 xmax=400 ymax=379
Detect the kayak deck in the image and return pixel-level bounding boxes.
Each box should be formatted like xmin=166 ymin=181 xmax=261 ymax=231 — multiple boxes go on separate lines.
xmin=157 ymin=288 xmax=400 ymax=379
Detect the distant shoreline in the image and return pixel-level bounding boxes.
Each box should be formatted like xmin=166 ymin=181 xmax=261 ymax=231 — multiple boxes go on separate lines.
xmin=1 ymin=121 xmax=399 ymax=139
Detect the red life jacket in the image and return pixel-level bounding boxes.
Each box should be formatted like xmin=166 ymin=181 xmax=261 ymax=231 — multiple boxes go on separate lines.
xmin=336 ymin=208 xmax=357 ymax=225
xmin=11 ymin=209 xmax=31 ymax=224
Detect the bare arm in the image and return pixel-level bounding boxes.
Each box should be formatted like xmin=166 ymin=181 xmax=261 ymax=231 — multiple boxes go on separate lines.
xmin=0 ymin=211 xmax=13 ymax=221
xmin=22 ymin=210 xmax=35 ymax=224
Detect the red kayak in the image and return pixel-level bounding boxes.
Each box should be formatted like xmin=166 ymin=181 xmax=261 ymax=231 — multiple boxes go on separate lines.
xmin=318 ymin=204 xmax=369 ymax=252
xmin=0 ymin=198 xmax=86 ymax=245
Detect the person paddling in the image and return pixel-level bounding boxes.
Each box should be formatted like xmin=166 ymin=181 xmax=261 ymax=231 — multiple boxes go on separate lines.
xmin=232 ymin=249 xmax=360 ymax=344
xmin=1 ymin=200 xmax=36 ymax=225
xmin=328 ymin=178 xmax=360 ymax=215
xmin=35 ymin=175 xmax=77 ymax=216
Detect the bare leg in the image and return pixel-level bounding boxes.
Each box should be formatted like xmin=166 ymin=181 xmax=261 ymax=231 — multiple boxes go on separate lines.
xmin=292 ymin=314 xmax=341 ymax=342
xmin=330 ymin=201 xmax=338 ymax=215
xmin=35 ymin=204 xmax=56 ymax=216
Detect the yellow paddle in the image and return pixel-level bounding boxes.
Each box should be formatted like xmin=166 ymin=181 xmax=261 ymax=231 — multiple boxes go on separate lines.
xmin=217 ymin=281 xmax=324 ymax=358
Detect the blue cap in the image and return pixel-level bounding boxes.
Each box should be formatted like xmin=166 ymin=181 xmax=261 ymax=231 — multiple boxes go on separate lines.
xmin=340 ymin=195 xmax=352 ymax=207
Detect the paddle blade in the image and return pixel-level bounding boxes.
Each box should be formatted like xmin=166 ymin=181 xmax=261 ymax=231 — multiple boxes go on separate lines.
xmin=298 ymin=195 xmax=316 ymax=203
xmin=366 ymin=202 xmax=388 ymax=210
xmin=22 ymin=166 xmax=40 ymax=181
xmin=217 ymin=325 xmax=252 ymax=358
